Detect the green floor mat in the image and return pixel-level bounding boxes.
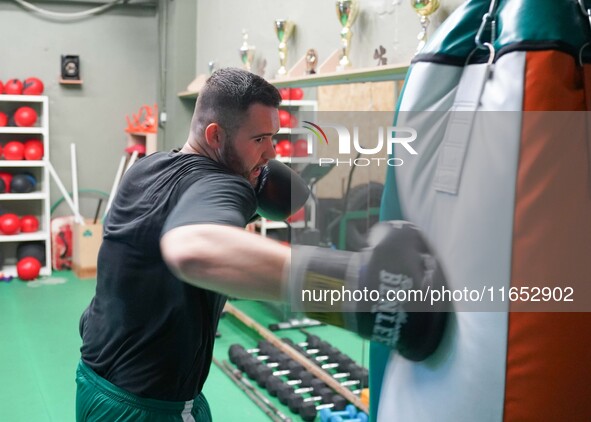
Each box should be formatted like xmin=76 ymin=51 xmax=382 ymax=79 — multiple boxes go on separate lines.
xmin=0 ymin=274 xmax=369 ymax=422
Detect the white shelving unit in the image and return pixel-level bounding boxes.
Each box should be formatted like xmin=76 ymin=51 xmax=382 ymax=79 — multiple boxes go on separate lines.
xmin=256 ymin=98 xmax=318 ymax=237
xmin=0 ymin=95 xmax=51 ymax=277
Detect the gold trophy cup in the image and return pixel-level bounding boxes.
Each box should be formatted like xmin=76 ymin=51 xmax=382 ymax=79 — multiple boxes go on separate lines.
xmin=274 ymin=19 xmax=295 ymax=77
xmin=336 ymin=0 xmax=359 ymax=70
xmin=239 ymin=30 xmax=256 ymax=72
xmin=411 ymin=0 xmax=440 ymax=54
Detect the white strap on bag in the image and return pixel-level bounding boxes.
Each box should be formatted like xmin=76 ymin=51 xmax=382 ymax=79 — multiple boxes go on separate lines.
xmin=432 ymin=63 xmax=492 ymax=194
xmin=433 ymin=0 xmax=498 ymax=195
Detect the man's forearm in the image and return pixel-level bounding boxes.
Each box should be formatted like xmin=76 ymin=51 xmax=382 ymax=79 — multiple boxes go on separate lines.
xmin=161 ymin=224 xmax=289 ymax=301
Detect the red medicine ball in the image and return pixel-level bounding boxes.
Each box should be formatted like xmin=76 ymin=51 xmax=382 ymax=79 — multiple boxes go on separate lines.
xmin=20 ymin=215 xmax=40 ymax=233
xmin=13 ymin=107 xmax=38 ymax=127
xmin=278 ymin=110 xmax=298 ymax=128
xmin=4 ymin=141 xmax=25 ymax=160
xmin=4 ymin=79 xmax=23 ymax=95
xmin=277 ymin=140 xmax=292 ymax=157
xmin=0 ymin=213 xmax=21 ymax=235
xmin=22 ymin=77 xmax=44 ymax=95
xmin=279 ymin=88 xmax=291 ymax=101
xmin=0 ymin=112 xmax=7 ymax=127
xmin=17 ymin=257 xmax=42 ymax=281
xmin=289 ymin=88 xmax=304 ymax=100
xmin=24 ymin=139 xmax=44 ymax=160
xmin=0 ymin=173 xmax=13 ymax=192
xmin=293 ymin=139 xmax=309 ymax=157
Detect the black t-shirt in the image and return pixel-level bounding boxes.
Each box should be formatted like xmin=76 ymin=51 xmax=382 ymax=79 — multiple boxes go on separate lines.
xmin=80 ymin=152 xmax=256 ymax=401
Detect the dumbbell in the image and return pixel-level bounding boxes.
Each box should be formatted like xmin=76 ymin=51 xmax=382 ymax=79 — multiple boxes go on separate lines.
xmin=285 ymin=348 xmax=368 ymax=389
xmin=276 ymin=380 xmax=328 ymax=405
xmin=300 ymin=335 xmax=361 ymax=369
xmin=249 ymin=357 xmax=304 ymax=387
xmin=307 ymin=358 xmax=368 ymax=390
xmin=265 ymin=370 xmax=315 ymax=396
xmin=283 ymin=338 xmax=355 ymax=373
xmin=228 ymin=344 xmax=286 ymax=372
xmin=284 ymin=338 xmax=360 ymax=372
xmin=293 ymin=392 xmax=348 ymax=422
xmin=309 ymin=378 xmax=362 ymax=396
xmin=318 ymin=404 xmax=359 ymax=422
xmin=310 ymin=372 xmax=365 ymax=394
xmin=282 ymin=337 xmax=336 ymax=357
xmin=228 ymin=341 xmax=277 ymax=364
xmin=288 ymin=387 xmax=341 ymax=413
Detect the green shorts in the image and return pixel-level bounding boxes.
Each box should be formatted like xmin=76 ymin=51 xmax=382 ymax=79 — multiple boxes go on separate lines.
xmin=76 ymin=360 xmax=212 ymax=422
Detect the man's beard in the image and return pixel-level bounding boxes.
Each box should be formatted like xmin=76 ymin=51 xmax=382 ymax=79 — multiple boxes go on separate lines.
xmin=219 ymin=140 xmax=254 ymax=184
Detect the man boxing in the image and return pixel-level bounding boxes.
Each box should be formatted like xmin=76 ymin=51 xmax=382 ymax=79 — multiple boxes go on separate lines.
xmin=77 ymin=67 xmax=447 ymax=422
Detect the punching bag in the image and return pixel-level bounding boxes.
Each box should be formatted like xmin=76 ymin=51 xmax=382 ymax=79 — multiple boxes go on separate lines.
xmin=373 ymin=0 xmax=591 ymax=421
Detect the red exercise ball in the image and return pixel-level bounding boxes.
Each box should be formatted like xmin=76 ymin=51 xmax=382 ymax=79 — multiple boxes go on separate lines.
xmin=289 ymin=88 xmax=304 ymax=100
xmin=0 ymin=213 xmax=20 ymax=235
xmin=277 ymin=140 xmax=292 ymax=157
xmin=293 ymin=139 xmax=309 ymax=157
xmin=4 ymin=141 xmax=25 ymax=160
xmin=13 ymin=107 xmax=38 ymax=127
xmin=278 ymin=110 xmax=291 ymax=127
xmin=22 ymin=77 xmax=44 ymax=95
xmin=23 ymin=139 xmax=44 ymax=160
xmin=4 ymin=79 xmax=23 ymax=95
xmin=0 ymin=80 xmax=4 ymax=95
xmin=0 ymin=112 xmax=7 ymax=127
xmin=20 ymin=215 xmax=40 ymax=233
xmin=278 ymin=110 xmax=298 ymax=128
xmin=279 ymin=88 xmax=291 ymax=100
xmin=17 ymin=257 xmax=42 ymax=281
xmin=274 ymin=142 xmax=285 ymax=157
xmin=0 ymin=173 xmax=13 ymax=192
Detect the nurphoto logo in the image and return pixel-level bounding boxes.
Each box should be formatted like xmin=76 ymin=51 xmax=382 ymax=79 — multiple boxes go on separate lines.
xmin=302 ymin=121 xmax=417 ymax=167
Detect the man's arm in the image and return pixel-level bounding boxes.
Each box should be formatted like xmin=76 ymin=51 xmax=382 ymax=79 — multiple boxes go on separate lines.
xmin=161 ymin=224 xmax=289 ymax=301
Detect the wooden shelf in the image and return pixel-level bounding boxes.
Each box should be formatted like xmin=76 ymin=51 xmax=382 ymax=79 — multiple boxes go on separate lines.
xmin=269 ymin=62 xmax=409 ymax=88
xmin=59 ymin=79 xmax=83 ymax=85
xmin=177 ymin=63 xmax=410 ymax=98
xmin=178 ymin=90 xmax=198 ymax=99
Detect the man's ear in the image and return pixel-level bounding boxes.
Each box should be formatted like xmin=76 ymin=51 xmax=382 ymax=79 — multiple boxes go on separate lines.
xmin=204 ymin=123 xmax=223 ymax=150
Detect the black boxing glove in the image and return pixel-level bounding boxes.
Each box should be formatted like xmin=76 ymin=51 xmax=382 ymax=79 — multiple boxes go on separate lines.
xmin=285 ymin=221 xmax=448 ymax=361
xmin=255 ymin=159 xmax=311 ymax=221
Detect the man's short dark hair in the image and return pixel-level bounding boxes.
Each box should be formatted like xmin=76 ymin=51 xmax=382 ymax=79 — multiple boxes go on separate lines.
xmin=191 ymin=68 xmax=282 ymax=141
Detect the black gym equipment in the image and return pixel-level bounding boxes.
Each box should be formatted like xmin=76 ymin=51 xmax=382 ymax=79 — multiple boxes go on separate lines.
xmin=16 ymin=241 xmax=46 ymax=263
xmin=10 ymin=173 xmax=36 ymax=194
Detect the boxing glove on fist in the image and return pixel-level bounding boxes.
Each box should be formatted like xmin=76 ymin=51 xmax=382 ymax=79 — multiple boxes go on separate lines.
xmin=286 ymin=221 xmax=448 ymax=361
xmin=255 ymin=159 xmax=310 ymax=221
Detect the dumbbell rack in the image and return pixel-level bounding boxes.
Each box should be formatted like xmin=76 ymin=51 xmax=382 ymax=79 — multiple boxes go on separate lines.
xmin=0 ymin=95 xmax=51 ymax=277
xmin=227 ymin=340 xmax=368 ymax=422
xmin=223 ymin=303 xmax=370 ymax=421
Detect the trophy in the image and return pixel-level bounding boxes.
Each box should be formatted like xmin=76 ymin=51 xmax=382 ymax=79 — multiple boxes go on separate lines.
xmin=208 ymin=61 xmax=217 ymax=75
xmin=239 ymin=30 xmax=256 ymax=72
xmin=336 ymin=0 xmax=360 ymax=70
xmin=274 ymin=19 xmax=295 ymax=77
xmin=305 ymin=49 xmax=318 ymax=74
xmin=411 ymin=0 xmax=440 ymax=54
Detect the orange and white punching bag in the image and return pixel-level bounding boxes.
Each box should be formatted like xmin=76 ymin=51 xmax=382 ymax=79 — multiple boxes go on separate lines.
xmin=373 ymin=0 xmax=591 ymax=421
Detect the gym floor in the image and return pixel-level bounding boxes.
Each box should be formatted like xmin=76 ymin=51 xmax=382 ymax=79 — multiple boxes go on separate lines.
xmin=0 ymin=272 xmax=369 ymax=421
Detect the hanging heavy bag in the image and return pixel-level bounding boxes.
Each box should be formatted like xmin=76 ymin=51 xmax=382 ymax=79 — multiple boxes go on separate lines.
xmin=371 ymin=1 xmax=591 ymax=421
